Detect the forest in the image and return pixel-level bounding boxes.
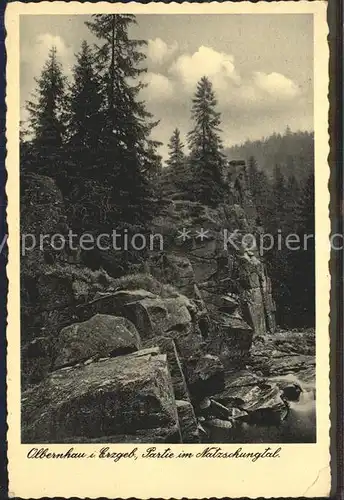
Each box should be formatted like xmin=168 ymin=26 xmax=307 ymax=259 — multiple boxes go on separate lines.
xmin=20 ymin=13 xmax=314 ymax=329
xmin=20 ymin=14 xmax=316 ymax=445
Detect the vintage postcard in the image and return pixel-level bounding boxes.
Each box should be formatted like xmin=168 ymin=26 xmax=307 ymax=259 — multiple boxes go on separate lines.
xmin=6 ymin=1 xmax=331 ymax=497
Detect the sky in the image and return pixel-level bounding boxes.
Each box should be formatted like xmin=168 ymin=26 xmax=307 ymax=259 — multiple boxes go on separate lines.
xmin=20 ymin=14 xmax=314 ymax=159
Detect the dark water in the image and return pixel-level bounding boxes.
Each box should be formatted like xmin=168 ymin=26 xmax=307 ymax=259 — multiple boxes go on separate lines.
xmin=205 ymin=374 xmax=316 ymax=444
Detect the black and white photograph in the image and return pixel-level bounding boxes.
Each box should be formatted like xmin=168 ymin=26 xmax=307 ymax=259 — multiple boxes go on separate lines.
xmin=19 ymin=11 xmax=317 ymax=445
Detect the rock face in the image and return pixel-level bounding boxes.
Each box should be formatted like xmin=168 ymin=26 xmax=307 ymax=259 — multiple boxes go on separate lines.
xmin=150 ymin=196 xmax=276 ymax=354
xmin=22 ymin=351 xmax=181 ymax=443
xmin=53 ymin=314 xmax=141 ymax=369
xmin=22 ymin=262 xmax=119 ymax=343
xmin=150 ymin=253 xmax=196 ymax=296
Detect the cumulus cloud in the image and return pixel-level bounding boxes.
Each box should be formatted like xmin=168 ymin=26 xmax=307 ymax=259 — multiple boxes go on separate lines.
xmin=253 ymin=71 xmax=300 ymax=98
xmin=169 ymin=46 xmax=240 ymax=90
xmin=20 ymin=31 xmax=310 ymax=158
xmin=146 ymin=38 xmax=178 ymax=65
xmin=142 ymin=72 xmax=174 ymax=100
xmin=140 ymin=42 xmax=309 ymax=158
xmin=143 ymin=43 xmax=303 ymax=115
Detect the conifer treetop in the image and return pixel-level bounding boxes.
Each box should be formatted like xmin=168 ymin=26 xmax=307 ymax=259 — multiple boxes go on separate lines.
xmin=166 ymin=128 xmax=185 ymax=169
xmin=26 ymin=45 xmax=67 ymax=147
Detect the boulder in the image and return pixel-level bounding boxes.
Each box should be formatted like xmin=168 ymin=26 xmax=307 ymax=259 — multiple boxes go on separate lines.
xmin=176 ymin=400 xmax=200 ymax=443
xmin=212 ymin=370 xmax=288 ymax=425
xmin=186 ymin=354 xmax=225 ymax=399
xmin=53 ymin=314 xmax=141 ymax=369
xmin=280 ymin=383 xmax=302 ymax=402
xmin=240 ymin=384 xmax=288 ymax=424
xmin=167 ymin=328 xmax=205 ymax=362
xmin=272 ymin=330 xmax=315 ymax=356
xmin=22 ymin=352 xmax=181 ymax=443
xmin=125 ymin=296 xmax=194 ymax=339
xmin=208 ymin=313 xmax=253 ymax=367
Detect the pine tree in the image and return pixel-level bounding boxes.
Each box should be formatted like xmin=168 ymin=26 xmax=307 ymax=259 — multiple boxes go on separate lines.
xmin=26 ymin=46 xmax=67 ymax=149
xmin=85 ymin=14 xmax=161 ymax=226
xmin=187 ymin=76 xmax=225 ymax=206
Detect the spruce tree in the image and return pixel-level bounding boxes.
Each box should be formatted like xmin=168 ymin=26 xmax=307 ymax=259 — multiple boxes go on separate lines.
xmin=68 ymin=40 xmax=103 ymax=150
xmin=85 ymin=14 xmax=161 ymax=226
xmin=167 ymin=128 xmax=185 ymax=169
xmin=166 ymin=128 xmax=190 ymax=194
xmin=63 ymin=40 xmax=107 ymax=229
xmin=26 ymin=46 xmax=67 ymax=150
xmin=187 ymin=76 xmax=225 ymax=206
xmin=22 ymin=46 xmax=67 ymax=181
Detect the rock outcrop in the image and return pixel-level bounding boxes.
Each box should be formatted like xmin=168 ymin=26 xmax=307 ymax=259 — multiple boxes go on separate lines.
xmin=22 ymin=350 xmax=181 ymax=443
xmin=149 ymin=194 xmax=276 ymax=373
xmin=20 ymin=171 xmax=314 ymax=445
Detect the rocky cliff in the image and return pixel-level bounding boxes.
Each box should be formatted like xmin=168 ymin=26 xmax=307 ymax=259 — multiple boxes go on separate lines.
xmin=20 ymin=171 xmax=314 ymax=444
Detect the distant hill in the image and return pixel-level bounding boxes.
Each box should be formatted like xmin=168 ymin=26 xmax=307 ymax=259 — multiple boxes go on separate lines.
xmin=225 ymin=129 xmax=314 ymax=181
